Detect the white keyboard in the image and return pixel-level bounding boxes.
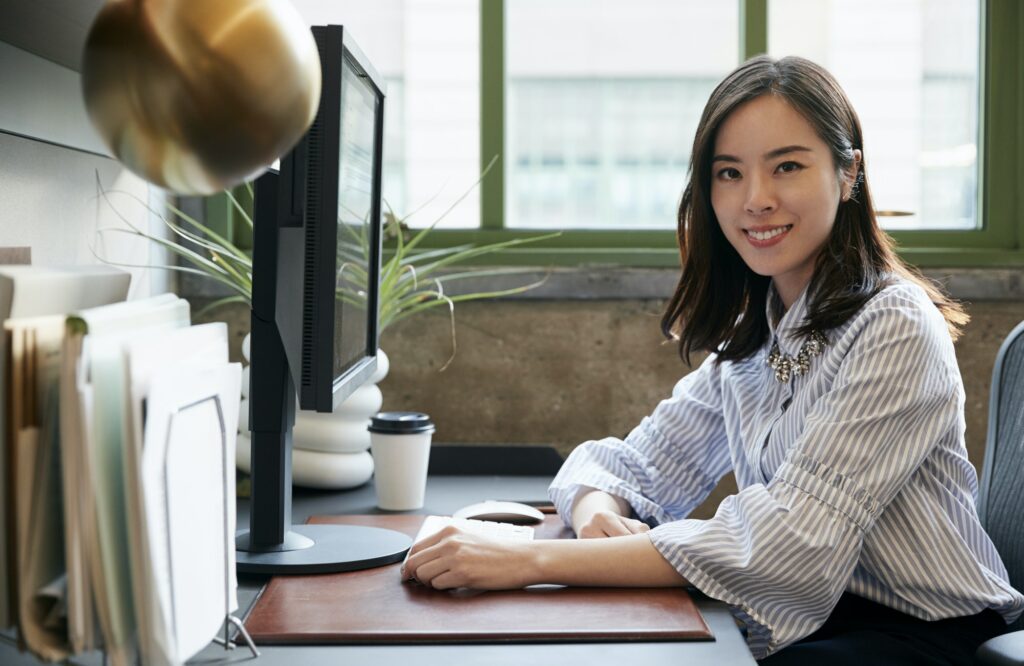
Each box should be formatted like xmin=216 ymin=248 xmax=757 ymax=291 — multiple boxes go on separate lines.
xmin=402 ymin=515 xmax=534 ymax=576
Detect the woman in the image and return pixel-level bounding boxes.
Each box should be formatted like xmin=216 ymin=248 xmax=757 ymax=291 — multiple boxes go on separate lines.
xmin=401 ymin=56 xmax=1024 ymax=663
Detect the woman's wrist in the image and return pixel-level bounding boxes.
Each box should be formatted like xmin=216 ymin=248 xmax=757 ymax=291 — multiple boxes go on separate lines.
xmin=525 ymin=539 xmax=580 ymax=586
xmin=523 ymin=539 xmax=552 ymax=586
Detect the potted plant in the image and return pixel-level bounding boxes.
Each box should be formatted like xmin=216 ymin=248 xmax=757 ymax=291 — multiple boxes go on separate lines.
xmin=95 ymin=164 xmax=557 ymax=487
xmin=95 ymin=161 xmax=556 ymax=360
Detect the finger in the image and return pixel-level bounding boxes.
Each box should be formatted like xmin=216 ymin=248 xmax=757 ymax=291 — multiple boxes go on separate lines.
xmin=597 ymin=517 xmax=633 ymax=537
xmin=412 ymin=558 xmax=451 ymax=587
xmin=578 ymin=524 xmax=612 ymax=539
xmin=625 ymin=520 xmax=651 ymax=534
xmin=429 ymin=570 xmax=463 ymax=590
xmin=579 ymin=518 xmax=629 ymax=538
xmin=407 ymin=524 xmax=461 ymax=559
xmin=402 ymin=539 xmax=448 ymax=579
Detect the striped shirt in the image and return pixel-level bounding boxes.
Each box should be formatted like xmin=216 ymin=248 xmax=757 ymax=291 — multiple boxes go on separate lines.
xmin=549 ymin=278 xmax=1024 ymax=658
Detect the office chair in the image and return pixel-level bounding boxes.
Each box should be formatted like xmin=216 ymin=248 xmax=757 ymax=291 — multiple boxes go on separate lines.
xmin=975 ymin=320 xmax=1024 ymax=665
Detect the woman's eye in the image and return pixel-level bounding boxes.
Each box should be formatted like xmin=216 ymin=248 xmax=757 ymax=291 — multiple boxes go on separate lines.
xmin=776 ymin=161 xmax=803 ymax=174
xmin=717 ymin=167 xmax=741 ymax=180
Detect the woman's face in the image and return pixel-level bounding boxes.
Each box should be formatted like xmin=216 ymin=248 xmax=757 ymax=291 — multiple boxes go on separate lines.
xmin=709 ymin=94 xmax=858 ymax=309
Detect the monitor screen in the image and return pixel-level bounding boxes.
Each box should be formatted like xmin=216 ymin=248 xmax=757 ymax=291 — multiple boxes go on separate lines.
xmin=334 ymin=54 xmax=380 ymax=381
xmin=285 ymin=24 xmax=383 ymax=413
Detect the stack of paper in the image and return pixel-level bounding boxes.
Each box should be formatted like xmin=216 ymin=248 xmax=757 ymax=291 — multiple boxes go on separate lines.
xmin=2 ymin=275 xmax=244 ymax=665
xmin=64 ymin=293 xmax=192 ymax=665
xmin=6 ymin=315 xmax=71 ymax=661
xmin=0 ymin=265 xmax=130 ymax=651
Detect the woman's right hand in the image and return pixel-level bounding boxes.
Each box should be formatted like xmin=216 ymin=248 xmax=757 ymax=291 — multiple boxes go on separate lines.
xmin=576 ymin=510 xmax=651 ymax=538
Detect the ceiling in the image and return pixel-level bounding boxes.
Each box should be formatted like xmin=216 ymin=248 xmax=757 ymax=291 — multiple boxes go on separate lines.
xmin=0 ymin=0 xmax=105 ymax=71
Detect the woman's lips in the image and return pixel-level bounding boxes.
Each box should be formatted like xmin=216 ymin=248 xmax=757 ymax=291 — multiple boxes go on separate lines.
xmin=743 ymin=224 xmax=793 ymax=248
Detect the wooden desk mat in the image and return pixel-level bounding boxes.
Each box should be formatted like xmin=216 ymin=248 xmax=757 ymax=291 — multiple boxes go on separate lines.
xmin=244 ymin=514 xmax=713 ymax=644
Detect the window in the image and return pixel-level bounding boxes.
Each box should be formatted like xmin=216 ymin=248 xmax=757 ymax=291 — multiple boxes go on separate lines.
xmin=208 ymin=1 xmax=1020 ymax=268
xmin=768 ymin=0 xmax=980 ymax=231
xmin=505 ymin=0 xmax=738 ymax=229
xmin=291 ymin=0 xmax=481 ymax=228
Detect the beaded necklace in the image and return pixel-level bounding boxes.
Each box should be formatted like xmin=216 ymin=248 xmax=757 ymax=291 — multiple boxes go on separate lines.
xmin=766 ymin=330 xmax=828 ymax=383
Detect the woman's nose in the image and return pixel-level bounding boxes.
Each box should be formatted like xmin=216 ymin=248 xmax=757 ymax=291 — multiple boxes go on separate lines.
xmin=744 ymin=175 xmax=776 ymax=216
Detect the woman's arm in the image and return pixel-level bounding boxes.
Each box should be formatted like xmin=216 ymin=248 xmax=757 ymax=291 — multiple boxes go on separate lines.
xmin=401 ymin=527 xmax=689 ymax=590
xmin=549 ymin=353 xmax=732 ymax=530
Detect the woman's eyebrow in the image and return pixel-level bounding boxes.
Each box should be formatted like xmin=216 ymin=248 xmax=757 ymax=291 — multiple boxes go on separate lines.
xmin=711 ymin=145 xmax=813 ymax=164
xmin=764 ymin=145 xmax=812 ymax=159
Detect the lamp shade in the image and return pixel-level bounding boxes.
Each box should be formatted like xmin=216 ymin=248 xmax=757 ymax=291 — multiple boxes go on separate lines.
xmin=81 ymin=0 xmax=321 ymax=195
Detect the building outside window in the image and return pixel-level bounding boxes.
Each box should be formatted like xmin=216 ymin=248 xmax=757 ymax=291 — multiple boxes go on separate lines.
xmin=769 ymin=0 xmax=980 ymax=231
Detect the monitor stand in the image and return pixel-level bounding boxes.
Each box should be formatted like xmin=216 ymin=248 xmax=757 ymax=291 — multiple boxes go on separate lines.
xmin=235 ymin=307 xmax=412 ymax=575
xmin=236 ymin=524 xmax=411 ymax=575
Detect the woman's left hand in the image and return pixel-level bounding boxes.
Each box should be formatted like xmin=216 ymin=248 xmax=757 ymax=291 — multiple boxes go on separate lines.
xmin=400 ymin=525 xmax=537 ymax=590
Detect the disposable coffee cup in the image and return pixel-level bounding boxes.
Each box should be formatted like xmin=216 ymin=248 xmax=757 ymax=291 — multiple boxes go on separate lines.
xmin=368 ymin=412 xmax=435 ymax=510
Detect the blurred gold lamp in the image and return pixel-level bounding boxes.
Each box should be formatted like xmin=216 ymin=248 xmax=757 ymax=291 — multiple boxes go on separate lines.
xmin=81 ymin=0 xmax=321 ymax=195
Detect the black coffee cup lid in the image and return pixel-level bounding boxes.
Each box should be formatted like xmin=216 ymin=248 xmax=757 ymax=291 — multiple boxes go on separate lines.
xmin=368 ymin=411 xmax=435 ymax=434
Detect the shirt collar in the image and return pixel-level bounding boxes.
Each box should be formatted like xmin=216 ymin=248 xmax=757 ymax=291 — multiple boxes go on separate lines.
xmin=765 ymin=282 xmax=813 ymax=355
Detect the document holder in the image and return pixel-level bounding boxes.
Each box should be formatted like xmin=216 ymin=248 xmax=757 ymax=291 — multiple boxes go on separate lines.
xmin=244 ymin=514 xmax=713 ymax=644
xmin=159 ymin=394 xmax=259 ymax=659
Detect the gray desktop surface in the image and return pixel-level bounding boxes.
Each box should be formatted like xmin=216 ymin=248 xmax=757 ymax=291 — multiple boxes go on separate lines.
xmin=0 ymin=475 xmax=755 ymax=665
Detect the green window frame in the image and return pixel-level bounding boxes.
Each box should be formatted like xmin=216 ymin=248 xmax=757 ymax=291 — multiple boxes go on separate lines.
xmin=418 ymin=0 xmax=1024 ymax=268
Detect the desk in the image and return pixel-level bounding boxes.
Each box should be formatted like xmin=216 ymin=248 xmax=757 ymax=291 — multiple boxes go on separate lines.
xmin=217 ymin=473 xmax=756 ymax=666
xmin=0 ymin=473 xmax=756 ymax=665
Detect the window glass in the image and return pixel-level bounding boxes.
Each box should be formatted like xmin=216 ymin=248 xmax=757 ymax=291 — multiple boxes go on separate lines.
xmin=769 ymin=0 xmax=980 ymax=230
xmin=291 ymin=0 xmax=481 ymax=228
xmin=506 ymin=0 xmax=739 ymax=229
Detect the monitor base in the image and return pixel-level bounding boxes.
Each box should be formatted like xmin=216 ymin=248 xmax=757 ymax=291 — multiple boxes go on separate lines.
xmin=236 ymin=524 xmax=412 ymax=575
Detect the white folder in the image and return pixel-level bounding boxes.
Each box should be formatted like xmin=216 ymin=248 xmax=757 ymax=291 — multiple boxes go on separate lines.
xmin=140 ymin=360 xmax=242 ymax=665
xmin=61 ymin=293 xmax=189 ymax=666
xmin=122 ymin=322 xmax=232 ymax=665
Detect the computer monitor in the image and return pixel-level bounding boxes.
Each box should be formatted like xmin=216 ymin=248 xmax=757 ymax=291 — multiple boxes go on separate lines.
xmin=236 ymin=25 xmax=412 ymax=574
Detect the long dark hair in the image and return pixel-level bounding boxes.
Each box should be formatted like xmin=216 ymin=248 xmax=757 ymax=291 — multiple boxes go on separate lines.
xmin=661 ymin=55 xmax=967 ymax=364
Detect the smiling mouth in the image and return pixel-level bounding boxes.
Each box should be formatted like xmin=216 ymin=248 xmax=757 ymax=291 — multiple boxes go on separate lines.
xmin=744 ymin=225 xmax=793 ymax=241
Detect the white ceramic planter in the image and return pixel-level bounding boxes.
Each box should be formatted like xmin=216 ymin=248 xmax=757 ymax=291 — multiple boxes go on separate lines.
xmin=238 ymin=335 xmax=388 ymax=489
xmin=236 ymin=433 xmax=376 ymax=490
xmin=292 ymin=385 xmax=383 ymax=454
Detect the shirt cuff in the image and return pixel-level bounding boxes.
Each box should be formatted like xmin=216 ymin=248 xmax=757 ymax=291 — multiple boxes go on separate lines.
xmin=647 ymin=521 xmax=777 ymax=658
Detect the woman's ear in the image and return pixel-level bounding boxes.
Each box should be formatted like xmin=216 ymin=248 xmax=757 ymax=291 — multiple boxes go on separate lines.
xmin=841 ymin=149 xmax=863 ymax=201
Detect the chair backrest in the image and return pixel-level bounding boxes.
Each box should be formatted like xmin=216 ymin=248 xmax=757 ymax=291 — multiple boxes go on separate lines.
xmin=979 ymin=320 xmax=1024 ymax=631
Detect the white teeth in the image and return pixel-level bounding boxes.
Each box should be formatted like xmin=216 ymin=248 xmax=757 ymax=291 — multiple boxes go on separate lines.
xmin=748 ymin=225 xmax=792 ymax=241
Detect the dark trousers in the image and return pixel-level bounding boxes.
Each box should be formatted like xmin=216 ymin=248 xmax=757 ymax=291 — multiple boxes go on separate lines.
xmin=759 ymin=593 xmax=1006 ymax=665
